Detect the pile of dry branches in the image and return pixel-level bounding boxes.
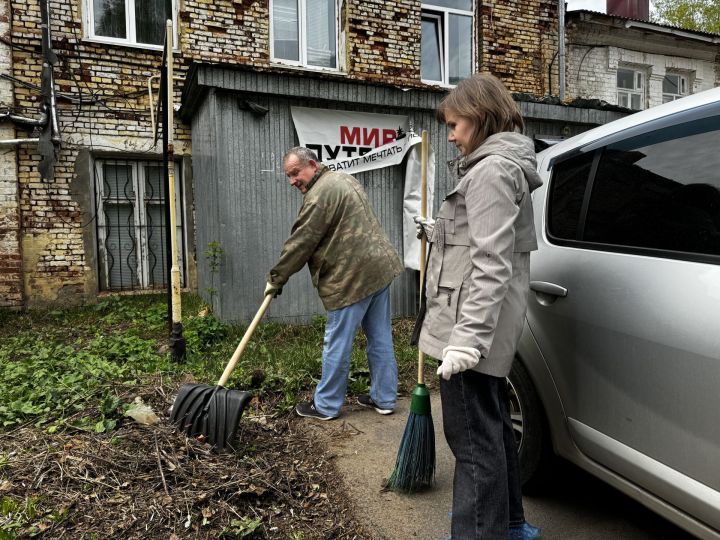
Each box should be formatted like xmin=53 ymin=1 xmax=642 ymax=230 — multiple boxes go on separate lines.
xmin=0 ymin=388 xmax=373 ymax=539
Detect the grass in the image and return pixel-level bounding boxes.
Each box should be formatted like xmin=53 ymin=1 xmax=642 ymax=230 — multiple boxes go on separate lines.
xmin=0 ymin=293 xmax=426 ymax=433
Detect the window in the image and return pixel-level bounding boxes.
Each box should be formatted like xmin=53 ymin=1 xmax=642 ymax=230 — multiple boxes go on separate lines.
xmin=616 ymin=68 xmax=644 ymax=110
xmin=662 ymin=73 xmax=689 ymax=103
xmin=547 ymin=152 xmax=595 ymax=241
xmin=87 ymin=0 xmax=174 ymax=48
xmin=271 ymin=0 xmax=337 ymax=69
xmin=548 ymin=116 xmax=720 ymax=259
xmin=95 ymin=159 xmax=186 ymax=291
xmin=421 ymin=0 xmax=473 ymax=86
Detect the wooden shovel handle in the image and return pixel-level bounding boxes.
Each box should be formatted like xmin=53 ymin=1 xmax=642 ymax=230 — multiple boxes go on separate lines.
xmin=418 ymin=129 xmax=429 ymax=385
xmin=218 ymin=293 xmax=274 ymax=387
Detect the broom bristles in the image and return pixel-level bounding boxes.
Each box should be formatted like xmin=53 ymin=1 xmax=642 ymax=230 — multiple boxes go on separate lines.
xmin=386 ymin=410 xmax=436 ymax=492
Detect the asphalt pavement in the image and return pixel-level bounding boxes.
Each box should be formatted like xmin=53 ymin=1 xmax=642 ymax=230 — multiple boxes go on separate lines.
xmin=305 ymin=393 xmax=696 ymax=540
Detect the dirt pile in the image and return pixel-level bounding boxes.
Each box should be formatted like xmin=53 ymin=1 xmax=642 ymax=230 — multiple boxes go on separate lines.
xmin=0 ymin=385 xmax=374 ymax=539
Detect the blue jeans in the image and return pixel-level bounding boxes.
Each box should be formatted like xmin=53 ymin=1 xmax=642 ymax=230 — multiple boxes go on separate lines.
xmin=440 ymin=369 xmax=525 ymax=539
xmin=313 ymin=285 xmax=398 ymax=417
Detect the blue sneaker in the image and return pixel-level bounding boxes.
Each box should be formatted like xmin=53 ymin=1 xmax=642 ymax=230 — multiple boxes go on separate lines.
xmin=509 ymin=522 xmax=542 ymax=540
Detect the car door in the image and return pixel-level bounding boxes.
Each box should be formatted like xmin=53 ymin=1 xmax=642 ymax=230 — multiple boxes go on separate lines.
xmin=528 ymin=112 xmax=720 ymax=528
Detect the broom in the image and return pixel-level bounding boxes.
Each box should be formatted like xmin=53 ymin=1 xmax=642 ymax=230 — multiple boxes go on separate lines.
xmin=386 ymin=129 xmax=435 ymax=492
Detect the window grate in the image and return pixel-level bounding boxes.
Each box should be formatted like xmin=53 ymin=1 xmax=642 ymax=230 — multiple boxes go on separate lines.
xmin=94 ymin=159 xmax=185 ymax=291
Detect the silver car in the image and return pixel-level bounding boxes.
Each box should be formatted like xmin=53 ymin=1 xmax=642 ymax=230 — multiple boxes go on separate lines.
xmin=509 ymin=86 xmax=720 ymax=539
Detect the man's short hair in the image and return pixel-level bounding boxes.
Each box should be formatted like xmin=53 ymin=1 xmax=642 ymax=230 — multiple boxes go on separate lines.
xmin=283 ymin=147 xmax=318 ymax=165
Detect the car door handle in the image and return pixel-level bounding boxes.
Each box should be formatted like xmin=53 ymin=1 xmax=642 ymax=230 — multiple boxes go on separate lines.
xmin=530 ymin=281 xmax=568 ymax=297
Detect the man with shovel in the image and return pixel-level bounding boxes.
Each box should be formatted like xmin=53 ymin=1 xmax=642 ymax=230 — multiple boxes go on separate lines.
xmin=265 ymin=146 xmax=404 ymax=421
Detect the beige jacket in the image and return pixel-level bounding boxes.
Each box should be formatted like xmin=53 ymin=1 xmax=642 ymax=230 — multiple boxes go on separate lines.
xmin=268 ymin=165 xmax=403 ymax=311
xmin=418 ymin=132 xmax=542 ymax=377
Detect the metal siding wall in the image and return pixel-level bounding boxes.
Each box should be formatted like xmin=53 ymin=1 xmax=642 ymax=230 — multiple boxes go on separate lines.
xmin=201 ymin=92 xmax=450 ymax=322
xmin=192 ymin=91 xmax=223 ymax=314
xmin=188 ymin=69 xmax=629 ymax=323
xmin=214 ymin=92 xmax=325 ymax=324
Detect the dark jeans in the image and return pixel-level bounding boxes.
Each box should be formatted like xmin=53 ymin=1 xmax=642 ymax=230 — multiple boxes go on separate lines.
xmin=440 ymin=369 xmax=525 ymax=539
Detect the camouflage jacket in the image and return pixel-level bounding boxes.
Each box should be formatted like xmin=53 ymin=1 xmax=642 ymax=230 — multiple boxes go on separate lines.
xmin=268 ymin=165 xmax=403 ymax=311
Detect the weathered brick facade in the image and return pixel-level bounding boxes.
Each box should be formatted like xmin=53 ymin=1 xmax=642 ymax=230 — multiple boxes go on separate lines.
xmin=480 ymin=0 xmax=557 ymax=95
xmin=0 ymin=0 xmax=21 ymax=308
xmin=566 ymin=12 xmax=720 ymax=109
xmin=2 ymin=0 xmax=558 ymax=309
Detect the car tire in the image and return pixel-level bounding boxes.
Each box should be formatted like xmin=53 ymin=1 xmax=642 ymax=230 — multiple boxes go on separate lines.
xmin=507 ymin=358 xmax=552 ymax=492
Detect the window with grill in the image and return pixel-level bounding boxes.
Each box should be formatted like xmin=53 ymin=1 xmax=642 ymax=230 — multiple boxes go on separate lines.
xmin=86 ymin=0 xmax=175 ymax=48
xmin=95 ymin=159 xmax=185 ymax=291
xmin=421 ymin=0 xmax=473 ymax=86
xmin=662 ymin=73 xmax=689 ymax=103
xmin=271 ymin=0 xmax=338 ymax=70
xmin=617 ymin=68 xmax=645 ymax=110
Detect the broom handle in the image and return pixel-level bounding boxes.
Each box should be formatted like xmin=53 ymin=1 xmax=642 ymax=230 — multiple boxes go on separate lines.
xmin=218 ymin=293 xmax=274 ymax=387
xmin=418 ymin=129 xmax=429 ymax=386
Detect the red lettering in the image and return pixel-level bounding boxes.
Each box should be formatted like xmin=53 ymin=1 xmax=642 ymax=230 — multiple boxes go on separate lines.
xmin=363 ymin=128 xmax=379 ymax=147
xmin=382 ymin=129 xmax=396 ymax=145
xmin=340 ymin=126 xmax=361 ymax=145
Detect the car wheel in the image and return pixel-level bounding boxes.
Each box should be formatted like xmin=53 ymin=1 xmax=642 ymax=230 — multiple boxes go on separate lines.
xmin=507 ymin=358 xmax=552 ymax=491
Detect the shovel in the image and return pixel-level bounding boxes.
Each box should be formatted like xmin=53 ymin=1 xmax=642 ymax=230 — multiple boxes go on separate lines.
xmin=170 ymin=294 xmax=274 ymax=451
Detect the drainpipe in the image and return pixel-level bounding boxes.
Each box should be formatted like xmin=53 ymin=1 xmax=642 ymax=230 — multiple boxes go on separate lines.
xmin=0 ymin=0 xmax=60 ymax=168
xmin=558 ymin=0 xmax=566 ymax=100
xmin=38 ymin=0 xmax=61 ymax=180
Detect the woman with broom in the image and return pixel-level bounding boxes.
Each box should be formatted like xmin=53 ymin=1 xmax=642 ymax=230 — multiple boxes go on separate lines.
xmin=414 ymin=73 xmax=543 ymax=540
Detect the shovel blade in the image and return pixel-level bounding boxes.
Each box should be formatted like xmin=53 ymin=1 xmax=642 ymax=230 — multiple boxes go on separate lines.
xmin=170 ymin=383 xmax=252 ymax=451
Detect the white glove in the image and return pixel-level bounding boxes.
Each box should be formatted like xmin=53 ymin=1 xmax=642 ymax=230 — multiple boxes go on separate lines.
xmin=437 ymin=346 xmax=481 ymax=380
xmin=413 ymin=215 xmax=435 ymax=241
xmin=264 ymin=282 xmax=282 ymax=297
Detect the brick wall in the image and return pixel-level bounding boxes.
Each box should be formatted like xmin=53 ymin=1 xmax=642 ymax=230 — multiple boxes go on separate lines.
xmin=0 ymin=0 xmax=22 ymax=308
xmin=345 ymin=0 xmax=420 ymax=84
xmin=480 ymin=0 xmax=558 ymax=95
xmin=566 ymin=16 xmax=720 ymax=109
xmin=4 ymin=0 xmax=557 ymax=308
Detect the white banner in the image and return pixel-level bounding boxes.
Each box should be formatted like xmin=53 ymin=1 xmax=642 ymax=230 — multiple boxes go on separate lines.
xmin=291 ymin=107 xmax=414 ymax=175
xmin=403 ymin=142 xmax=436 ymax=271
xmin=290 ymin=106 xmax=434 ymax=270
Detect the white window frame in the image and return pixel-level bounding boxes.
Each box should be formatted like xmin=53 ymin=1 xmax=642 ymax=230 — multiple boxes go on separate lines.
xmin=662 ymin=73 xmax=689 ymax=103
xmin=421 ymin=1 xmax=474 ymax=87
xmin=84 ymin=0 xmax=178 ymax=50
xmin=269 ymin=0 xmax=340 ymax=72
xmin=616 ymin=67 xmax=645 ymax=110
xmin=95 ymin=159 xmax=185 ymax=291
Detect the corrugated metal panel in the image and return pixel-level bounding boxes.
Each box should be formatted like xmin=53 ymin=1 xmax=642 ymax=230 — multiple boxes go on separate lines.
xmin=189 ymin=70 xmax=629 ymax=323
xmin=199 ymin=66 xmax=446 ymax=111
xmin=191 ymin=89 xmax=462 ymax=322
xmin=192 ymin=90 xmax=223 ymax=314
xmin=217 ymin=92 xmax=326 ymax=323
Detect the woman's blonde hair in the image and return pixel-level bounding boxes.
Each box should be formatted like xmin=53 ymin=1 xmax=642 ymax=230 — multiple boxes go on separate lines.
xmin=436 ymin=73 xmax=524 ymax=153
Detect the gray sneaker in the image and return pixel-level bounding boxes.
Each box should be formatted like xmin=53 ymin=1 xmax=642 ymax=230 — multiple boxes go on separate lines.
xmin=357 ymin=394 xmax=394 ymax=415
xmin=295 ymin=401 xmax=336 ymax=421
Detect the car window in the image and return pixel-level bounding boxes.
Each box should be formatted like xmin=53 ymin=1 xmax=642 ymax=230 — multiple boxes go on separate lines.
xmin=547 ymin=115 xmax=720 ymax=260
xmin=547 ymin=152 xmax=594 ymax=240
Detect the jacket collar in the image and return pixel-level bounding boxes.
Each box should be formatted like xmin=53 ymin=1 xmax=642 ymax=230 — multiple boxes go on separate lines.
xmin=305 ymin=164 xmax=329 ymax=193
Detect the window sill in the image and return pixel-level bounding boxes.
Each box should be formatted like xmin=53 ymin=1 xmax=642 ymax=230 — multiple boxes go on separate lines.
xmin=84 ymin=36 xmax=179 ymax=53
xmin=270 ymin=61 xmax=346 ymax=76
xmin=421 ymin=79 xmax=456 ymax=89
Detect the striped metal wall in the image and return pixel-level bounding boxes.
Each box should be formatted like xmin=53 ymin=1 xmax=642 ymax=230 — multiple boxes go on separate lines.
xmin=187 ymin=67 xmax=627 ymax=323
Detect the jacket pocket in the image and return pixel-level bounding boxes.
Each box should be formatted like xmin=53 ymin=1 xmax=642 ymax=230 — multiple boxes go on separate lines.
xmin=435 ymin=197 xmax=456 ymax=236
xmin=423 ymin=239 xmax=472 ymax=343
xmin=425 ymin=285 xmax=461 ymax=343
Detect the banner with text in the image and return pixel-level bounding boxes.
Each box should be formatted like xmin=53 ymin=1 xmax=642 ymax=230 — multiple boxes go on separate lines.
xmin=291 ymin=106 xmax=435 ymax=270
xmin=290 ymin=107 xmax=413 ymax=175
